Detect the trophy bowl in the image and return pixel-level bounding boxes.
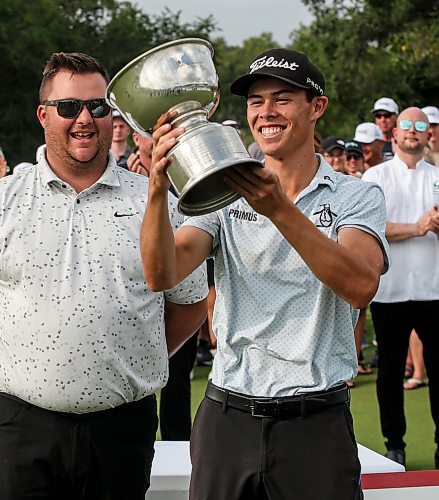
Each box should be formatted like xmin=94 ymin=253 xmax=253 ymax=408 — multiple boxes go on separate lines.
xmin=106 ymin=38 xmax=262 ymax=215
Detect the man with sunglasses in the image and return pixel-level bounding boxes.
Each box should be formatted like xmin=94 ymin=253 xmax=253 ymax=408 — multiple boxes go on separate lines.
xmin=0 ymin=52 xmax=208 ymax=500
xmin=363 ymin=107 xmax=439 ymax=469
xmin=372 ymin=97 xmax=399 ymax=161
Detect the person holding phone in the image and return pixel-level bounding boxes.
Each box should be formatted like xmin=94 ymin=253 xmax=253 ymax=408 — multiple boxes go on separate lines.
xmin=123 ymin=131 xmax=153 ymax=176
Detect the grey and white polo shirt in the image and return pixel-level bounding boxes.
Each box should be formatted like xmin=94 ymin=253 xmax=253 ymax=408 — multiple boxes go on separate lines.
xmin=0 ymin=153 xmax=207 ymax=412
xmin=183 ymin=156 xmax=389 ymax=397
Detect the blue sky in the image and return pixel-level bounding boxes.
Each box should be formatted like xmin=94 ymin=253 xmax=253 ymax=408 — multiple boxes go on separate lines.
xmin=133 ymin=0 xmax=313 ymax=47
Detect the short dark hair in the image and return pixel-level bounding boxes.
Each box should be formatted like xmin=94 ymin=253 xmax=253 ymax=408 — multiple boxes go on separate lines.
xmin=39 ymin=52 xmax=109 ymax=102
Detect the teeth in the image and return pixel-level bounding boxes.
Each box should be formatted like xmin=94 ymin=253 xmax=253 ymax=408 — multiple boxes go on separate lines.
xmin=261 ymin=126 xmax=283 ymax=137
xmin=72 ymin=132 xmax=93 ymax=138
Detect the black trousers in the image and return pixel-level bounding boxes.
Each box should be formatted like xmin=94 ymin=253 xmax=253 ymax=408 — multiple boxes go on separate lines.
xmin=160 ymin=332 xmax=198 ymax=440
xmin=0 ymin=393 xmax=158 ymax=500
xmin=370 ymin=300 xmax=439 ymax=450
xmin=189 ymin=392 xmax=363 ymax=500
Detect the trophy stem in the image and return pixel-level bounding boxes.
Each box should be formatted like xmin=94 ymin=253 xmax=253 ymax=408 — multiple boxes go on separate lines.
xmin=171 ymin=109 xmax=208 ymax=134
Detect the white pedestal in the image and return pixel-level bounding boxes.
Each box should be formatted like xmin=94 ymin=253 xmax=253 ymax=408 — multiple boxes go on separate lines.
xmin=146 ymin=441 xmax=405 ymax=499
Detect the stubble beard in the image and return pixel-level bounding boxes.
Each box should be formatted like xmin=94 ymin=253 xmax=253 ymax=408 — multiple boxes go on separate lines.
xmin=399 ymin=139 xmax=424 ymax=155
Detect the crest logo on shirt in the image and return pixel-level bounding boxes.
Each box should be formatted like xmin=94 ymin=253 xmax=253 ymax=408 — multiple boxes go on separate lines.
xmin=313 ymin=203 xmax=337 ymax=228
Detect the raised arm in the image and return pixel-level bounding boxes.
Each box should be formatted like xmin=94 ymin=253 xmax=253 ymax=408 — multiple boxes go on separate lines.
xmin=140 ymin=117 xmax=213 ymax=291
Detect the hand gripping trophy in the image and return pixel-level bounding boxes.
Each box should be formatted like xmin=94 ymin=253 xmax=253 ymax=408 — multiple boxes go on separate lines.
xmin=106 ymin=38 xmax=262 ymax=215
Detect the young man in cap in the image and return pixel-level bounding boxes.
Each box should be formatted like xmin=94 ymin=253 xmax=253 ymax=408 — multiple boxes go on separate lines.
xmin=372 ymin=97 xmax=399 ymax=161
xmin=362 ymin=107 xmax=439 ymax=468
xmin=354 ymin=122 xmax=385 ymax=169
xmin=142 ymin=48 xmax=389 ymax=499
xmin=322 ymin=136 xmax=347 ymax=173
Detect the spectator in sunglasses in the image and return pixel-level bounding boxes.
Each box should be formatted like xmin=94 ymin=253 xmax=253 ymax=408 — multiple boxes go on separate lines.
xmin=344 ymin=140 xmax=365 ymax=178
xmin=362 ymin=107 xmax=439 ymax=469
xmin=422 ymin=106 xmax=439 ymax=167
xmin=0 ymin=51 xmax=207 ymax=500
xmin=322 ymin=136 xmax=346 ymax=173
xmin=371 ymin=97 xmax=399 ymax=161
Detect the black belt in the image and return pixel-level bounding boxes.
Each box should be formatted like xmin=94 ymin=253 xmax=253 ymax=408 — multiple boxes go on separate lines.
xmin=205 ymin=381 xmax=349 ymax=418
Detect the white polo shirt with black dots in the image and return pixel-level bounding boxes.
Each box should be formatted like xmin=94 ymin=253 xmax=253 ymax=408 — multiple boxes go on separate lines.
xmin=183 ymin=156 xmax=389 ymax=397
xmin=0 ymin=152 xmax=207 ymax=413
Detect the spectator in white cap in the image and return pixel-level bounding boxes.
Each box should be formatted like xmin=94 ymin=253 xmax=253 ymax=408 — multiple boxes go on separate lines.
xmin=111 ymin=109 xmax=133 ymax=166
xmin=422 ymin=106 xmax=439 ymax=166
xmin=372 ymin=97 xmax=399 ymax=161
xmin=354 ymin=122 xmax=385 ymax=169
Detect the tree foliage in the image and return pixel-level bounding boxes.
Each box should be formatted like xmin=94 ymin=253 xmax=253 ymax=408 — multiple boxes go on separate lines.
xmin=0 ymin=1 xmax=216 ymax=165
xmin=1 ymin=0 xmax=437 ymax=166
xmin=295 ymin=0 xmax=439 ymax=138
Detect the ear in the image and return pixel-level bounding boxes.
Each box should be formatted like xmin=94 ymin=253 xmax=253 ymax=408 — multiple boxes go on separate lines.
xmin=36 ymin=104 xmax=47 ymax=128
xmin=132 ymin=132 xmax=140 ymax=147
xmin=312 ymin=96 xmax=329 ymax=121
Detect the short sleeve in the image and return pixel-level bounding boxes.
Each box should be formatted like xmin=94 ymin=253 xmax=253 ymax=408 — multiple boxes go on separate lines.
xmin=336 ymin=182 xmax=390 ymax=274
xmin=181 ymin=211 xmax=222 ymax=257
xmin=164 ymin=262 xmax=208 ymax=304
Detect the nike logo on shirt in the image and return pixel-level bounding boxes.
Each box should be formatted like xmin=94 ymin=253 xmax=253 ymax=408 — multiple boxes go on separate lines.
xmin=114 ymin=211 xmax=135 ymax=217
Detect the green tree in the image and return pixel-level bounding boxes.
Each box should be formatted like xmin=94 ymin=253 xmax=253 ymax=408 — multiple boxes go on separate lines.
xmin=0 ymin=0 xmax=217 ymax=166
xmin=292 ymin=0 xmax=439 ymax=139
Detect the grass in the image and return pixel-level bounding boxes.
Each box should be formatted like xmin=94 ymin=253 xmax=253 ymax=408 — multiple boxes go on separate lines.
xmin=158 ymin=309 xmax=437 ymax=471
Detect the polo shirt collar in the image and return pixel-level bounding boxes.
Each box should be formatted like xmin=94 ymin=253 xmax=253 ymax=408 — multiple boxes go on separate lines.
xmin=393 ymin=153 xmax=428 ymax=171
xmin=38 ymin=149 xmax=121 ymax=189
xmin=312 ymin=155 xmax=338 ymax=191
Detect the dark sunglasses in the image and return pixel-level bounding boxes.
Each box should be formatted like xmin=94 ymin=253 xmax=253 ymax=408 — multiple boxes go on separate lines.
xmin=399 ymin=120 xmax=428 ymax=132
xmin=43 ymin=98 xmax=111 ymax=119
xmin=375 ymin=112 xmax=392 ymax=119
xmin=347 ymin=153 xmax=362 ymax=161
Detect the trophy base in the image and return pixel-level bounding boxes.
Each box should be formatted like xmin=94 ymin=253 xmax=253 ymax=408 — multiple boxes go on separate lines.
xmin=167 ymin=123 xmax=263 ymax=216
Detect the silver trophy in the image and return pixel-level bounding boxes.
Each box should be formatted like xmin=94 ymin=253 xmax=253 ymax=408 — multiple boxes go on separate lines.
xmin=106 ymin=38 xmax=262 ymax=215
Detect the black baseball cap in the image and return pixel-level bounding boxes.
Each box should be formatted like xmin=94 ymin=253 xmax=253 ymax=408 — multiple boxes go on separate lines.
xmin=230 ymin=48 xmax=325 ymax=97
xmin=344 ymin=140 xmax=364 ymax=156
xmin=322 ymin=136 xmax=345 ymax=153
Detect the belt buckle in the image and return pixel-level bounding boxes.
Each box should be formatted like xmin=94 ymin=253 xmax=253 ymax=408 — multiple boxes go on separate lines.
xmin=250 ymin=399 xmax=278 ymax=418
